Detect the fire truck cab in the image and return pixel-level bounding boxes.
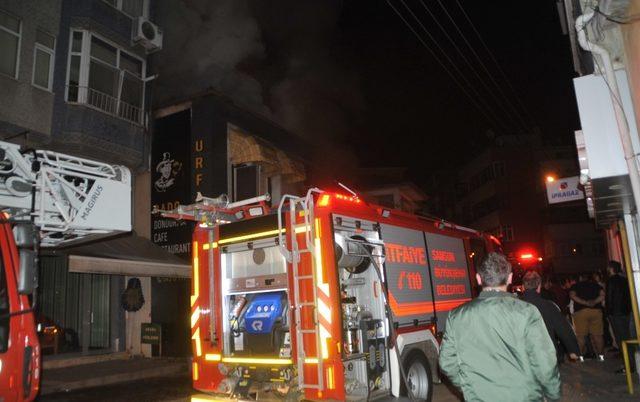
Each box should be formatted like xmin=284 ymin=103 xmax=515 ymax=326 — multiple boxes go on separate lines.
xmin=177 ymin=189 xmax=499 ymax=401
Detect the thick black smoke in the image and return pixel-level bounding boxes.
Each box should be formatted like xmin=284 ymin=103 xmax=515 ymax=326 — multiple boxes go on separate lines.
xmin=154 ymin=0 xmax=364 ymax=183
xmin=154 ymin=0 xmax=268 ymax=113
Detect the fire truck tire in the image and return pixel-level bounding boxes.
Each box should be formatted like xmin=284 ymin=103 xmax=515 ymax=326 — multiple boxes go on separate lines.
xmin=402 ymin=352 xmax=433 ymax=402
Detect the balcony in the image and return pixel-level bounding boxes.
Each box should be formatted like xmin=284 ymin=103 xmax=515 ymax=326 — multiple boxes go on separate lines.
xmin=67 ymin=85 xmax=143 ymax=126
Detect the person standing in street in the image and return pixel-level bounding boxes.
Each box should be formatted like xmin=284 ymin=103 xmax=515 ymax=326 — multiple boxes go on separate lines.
xmin=570 ymin=273 xmax=606 ymax=360
xmin=606 ymin=261 xmax=635 ymax=373
xmin=439 ymin=253 xmax=561 ymax=402
xmin=521 ymin=271 xmax=580 ymax=364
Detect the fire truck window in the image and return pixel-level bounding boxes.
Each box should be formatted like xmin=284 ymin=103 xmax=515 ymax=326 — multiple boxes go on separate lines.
xmin=226 ymin=245 xmax=285 ymax=279
xmin=469 ymin=239 xmax=487 ymax=269
xmin=0 ymin=254 xmax=8 ymax=353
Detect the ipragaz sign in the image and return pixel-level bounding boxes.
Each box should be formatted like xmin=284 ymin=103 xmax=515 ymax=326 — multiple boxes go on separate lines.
xmin=546 ymin=176 xmax=585 ymax=204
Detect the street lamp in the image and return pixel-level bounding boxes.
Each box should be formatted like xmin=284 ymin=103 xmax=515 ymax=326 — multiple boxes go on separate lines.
xmin=546 ymin=175 xmax=556 ymax=183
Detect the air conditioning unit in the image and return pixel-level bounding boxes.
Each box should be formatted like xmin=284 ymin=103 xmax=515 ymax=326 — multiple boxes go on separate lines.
xmin=133 ymin=17 xmax=163 ymax=52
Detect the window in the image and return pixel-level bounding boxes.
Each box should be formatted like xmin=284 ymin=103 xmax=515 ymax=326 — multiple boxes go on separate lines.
xmin=66 ymin=30 xmax=146 ymax=125
xmin=0 ymin=9 xmax=21 ymax=79
xmin=233 ymin=164 xmax=259 ymax=201
xmin=375 ymin=194 xmax=395 ymax=208
xmin=469 ymin=162 xmax=507 ymax=191
xmin=491 ymin=225 xmax=514 ymax=242
xmin=102 ymin=0 xmax=147 ymax=18
xmin=502 ymin=225 xmax=514 ymax=242
xmin=32 ymin=29 xmax=55 ymax=90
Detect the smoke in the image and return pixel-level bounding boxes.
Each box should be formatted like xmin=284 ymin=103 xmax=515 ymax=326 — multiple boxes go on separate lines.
xmin=251 ymin=0 xmax=364 ymax=181
xmin=154 ymin=0 xmax=365 ymax=181
xmin=154 ymin=0 xmax=268 ymax=113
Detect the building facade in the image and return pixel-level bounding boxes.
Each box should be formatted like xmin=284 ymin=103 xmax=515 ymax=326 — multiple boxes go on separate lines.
xmin=453 ymin=134 xmax=605 ymax=273
xmin=0 ymin=0 xmax=177 ymax=359
xmin=560 ymin=0 xmax=640 ymax=353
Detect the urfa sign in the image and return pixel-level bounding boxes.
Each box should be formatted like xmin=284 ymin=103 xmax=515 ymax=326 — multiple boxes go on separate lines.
xmin=546 ymin=176 xmax=585 ymax=204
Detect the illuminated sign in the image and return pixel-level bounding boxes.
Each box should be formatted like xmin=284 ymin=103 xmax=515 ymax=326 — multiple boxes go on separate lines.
xmin=545 ymin=176 xmax=584 ymax=204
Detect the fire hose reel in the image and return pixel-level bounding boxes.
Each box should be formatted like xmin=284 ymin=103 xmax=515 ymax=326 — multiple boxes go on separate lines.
xmin=334 ymin=233 xmax=376 ymax=274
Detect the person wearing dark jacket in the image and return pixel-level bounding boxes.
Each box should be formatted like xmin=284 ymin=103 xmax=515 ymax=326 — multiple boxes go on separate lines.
xmin=606 ymin=261 xmax=635 ymax=373
xmin=521 ymin=271 xmax=580 ymax=364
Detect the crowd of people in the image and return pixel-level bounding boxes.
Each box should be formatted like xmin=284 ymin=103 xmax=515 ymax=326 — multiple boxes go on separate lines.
xmin=439 ymin=252 xmax=636 ymax=401
xmin=538 ymin=262 xmax=635 ymax=371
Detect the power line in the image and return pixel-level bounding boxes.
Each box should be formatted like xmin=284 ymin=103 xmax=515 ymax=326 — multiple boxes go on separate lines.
xmin=416 ymin=0 xmax=529 ymax=133
xmin=593 ymin=6 xmax=640 ymax=25
xmin=387 ymin=0 xmax=515 ymax=133
xmin=398 ymin=0 xmax=520 ymax=132
xmin=432 ymin=0 xmax=533 ymax=130
xmin=453 ymin=0 xmax=537 ymax=128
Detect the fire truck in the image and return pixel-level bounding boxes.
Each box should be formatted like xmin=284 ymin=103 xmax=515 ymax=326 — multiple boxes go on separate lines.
xmin=160 ymin=188 xmax=500 ymax=401
xmin=0 ymin=140 xmax=131 ymax=401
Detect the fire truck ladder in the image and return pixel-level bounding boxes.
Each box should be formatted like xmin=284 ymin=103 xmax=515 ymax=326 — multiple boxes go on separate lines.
xmin=277 ymin=188 xmax=324 ymax=392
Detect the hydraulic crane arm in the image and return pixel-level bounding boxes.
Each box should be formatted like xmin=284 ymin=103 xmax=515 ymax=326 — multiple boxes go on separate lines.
xmin=0 ymin=140 xmax=131 ymax=247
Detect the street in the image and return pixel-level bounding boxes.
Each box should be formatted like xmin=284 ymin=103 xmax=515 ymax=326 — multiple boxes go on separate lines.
xmin=40 ymin=356 xmax=639 ymax=402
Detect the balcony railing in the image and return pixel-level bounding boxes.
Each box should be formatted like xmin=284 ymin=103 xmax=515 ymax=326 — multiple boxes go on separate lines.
xmin=67 ymin=85 xmax=143 ymax=125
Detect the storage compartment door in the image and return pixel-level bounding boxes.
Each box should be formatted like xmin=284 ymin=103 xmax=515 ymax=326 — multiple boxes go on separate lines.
xmin=424 ymin=233 xmax=472 ymax=330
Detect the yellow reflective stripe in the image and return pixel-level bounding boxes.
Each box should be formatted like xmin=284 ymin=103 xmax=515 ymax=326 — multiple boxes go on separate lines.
xmin=203 ymin=227 xmax=307 ymax=250
xmin=190 ymin=307 xmax=200 ymax=329
xmin=205 ymin=353 xmax=222 ymax=361
xmin=217 ymin=229 xmax=283 ymax=245
xmin=327 ymin=366 xmax=335 ymax=389
xmin=317 ymin=298 xmax=332 ymax=324
xmin=220 ymin=357 xmax=292 ymax=365
xmin=320 ymin=326 xmax=330 ymax=359
xmin=192 ymin=327 xmax=202 ymax=357
xmin=191 ymin=242 xmax=199 ymax=307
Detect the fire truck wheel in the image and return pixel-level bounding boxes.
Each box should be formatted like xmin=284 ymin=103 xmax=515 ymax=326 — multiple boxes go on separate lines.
xmin=402 ymin=352 xmax=433 ymax=401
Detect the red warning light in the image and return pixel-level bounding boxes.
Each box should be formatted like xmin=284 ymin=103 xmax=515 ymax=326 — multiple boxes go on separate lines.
xmin=318 ymin=194 xmax=331 ymax=207
xmin=317 ymin=193 xmax=362 ymax=207
xmin=517 ymin=250 xmax=541 ymax=264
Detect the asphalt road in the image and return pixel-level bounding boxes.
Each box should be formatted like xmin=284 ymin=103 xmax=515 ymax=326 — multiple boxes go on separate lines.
xmin=39 ymin=356 xmax=639 ymax=402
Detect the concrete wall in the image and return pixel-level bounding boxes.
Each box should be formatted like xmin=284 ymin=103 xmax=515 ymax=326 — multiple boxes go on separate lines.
xmin=134 ymin=171 xmax=151 ymax=238
xmin=544 ymin=223 xmax=607 ymax=273
xmin=0 ymin=0 xmax=61 ymax=138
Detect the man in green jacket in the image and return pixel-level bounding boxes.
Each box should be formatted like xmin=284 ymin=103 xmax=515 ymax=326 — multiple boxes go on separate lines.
xmin=439 ymin=253 xmax=561 ymax=401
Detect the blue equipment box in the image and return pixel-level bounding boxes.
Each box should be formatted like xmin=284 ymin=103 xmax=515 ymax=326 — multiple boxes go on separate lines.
xmin=244 ymin=292 xmax=285 ymax=334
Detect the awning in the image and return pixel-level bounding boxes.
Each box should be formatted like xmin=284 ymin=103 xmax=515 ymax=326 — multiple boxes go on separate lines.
xmin=53 ymin=234 xmax=191 ymax=278
xmin=228 ymin=127 xmax=279 ymax=167
xmin=228 ymin=127 xmax=306 ymax=183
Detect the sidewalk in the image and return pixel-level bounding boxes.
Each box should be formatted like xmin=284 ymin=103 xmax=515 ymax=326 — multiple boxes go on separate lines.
xmin=38 ymin=353 xmax=640 ymax=401
xmin=40 ymin=356 xmax=189 ymax=395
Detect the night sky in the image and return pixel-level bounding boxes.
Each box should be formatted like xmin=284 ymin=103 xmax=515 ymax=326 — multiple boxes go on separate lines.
xmin=335 ymin=0 xmax=580 ymax=185
xmin=156 ymin=0 xmax=580 ymax=188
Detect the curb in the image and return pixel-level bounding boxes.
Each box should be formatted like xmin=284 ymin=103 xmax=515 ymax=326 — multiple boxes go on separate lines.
xmin=40 ymin=361 xmax=188 ymax=395
xmin=43 ymin=352 xmax=130 ymax=370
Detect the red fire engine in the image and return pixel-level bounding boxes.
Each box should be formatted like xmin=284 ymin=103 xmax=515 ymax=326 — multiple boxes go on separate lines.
xmin=0 ymin=140 xmax=131 ymax=401
xmin=161 ymin=189 xmax=500 ymax=401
